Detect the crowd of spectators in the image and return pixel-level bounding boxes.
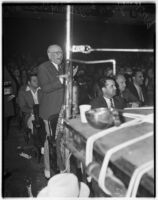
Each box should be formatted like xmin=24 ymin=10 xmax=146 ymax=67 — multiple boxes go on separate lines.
xmin=73 ymin=56 xmax=154 ymax=107
xmin=4 ymin=52 xmax=154 ymax=112
xmin=3 ymin=52 xmax=154 ymax=139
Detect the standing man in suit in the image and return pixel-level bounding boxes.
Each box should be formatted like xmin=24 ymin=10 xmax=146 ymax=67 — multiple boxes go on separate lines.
xmin=90 ymin=76 xmax=125 ymax=109
xmin=127 ymin=70 xmax=146 ymax=106
xmin=38 ymin=44 xmax=64 ymax=178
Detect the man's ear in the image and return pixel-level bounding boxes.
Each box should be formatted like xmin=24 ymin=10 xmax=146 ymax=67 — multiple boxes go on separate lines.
xmin=132 ymin=76 xmax=135 ymax=82
xmin=102 ymin=87 xmax=106 ymax=93
xmin=28 ymin=81 xmax=31 ymax=86
xmin=47 ymin=53 xmax=51 ymax=60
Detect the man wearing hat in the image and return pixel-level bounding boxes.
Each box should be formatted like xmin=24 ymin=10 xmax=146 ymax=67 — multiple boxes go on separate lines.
xmin=37 ymin=173 xmax=90 ymax=197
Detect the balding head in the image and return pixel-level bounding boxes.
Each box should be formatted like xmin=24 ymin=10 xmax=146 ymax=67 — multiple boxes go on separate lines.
xmin=115 ymin=74 xmax=126 ymax=92
xmin=47 ymin=44 xmax=63 ymax=65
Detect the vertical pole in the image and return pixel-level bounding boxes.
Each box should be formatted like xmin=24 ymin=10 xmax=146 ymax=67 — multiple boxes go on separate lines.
xmin=113 ymin=60 xmax=116 ymax=75
xmin=65 ymin=5 xmax=72 ymax=119
xmin=64 ymin=5 xmax=72 ymax=173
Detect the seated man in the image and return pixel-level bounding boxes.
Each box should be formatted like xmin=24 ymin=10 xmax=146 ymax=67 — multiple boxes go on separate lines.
xmin=127 ymin=69 xmax=147 ymax=106
xmin=90 ymin=76 xmax=125 ymax=109
xmin=115 ymin=74 xmax=140 ymax=107
xmin=17 ymin=73 xmax=42 ymax=132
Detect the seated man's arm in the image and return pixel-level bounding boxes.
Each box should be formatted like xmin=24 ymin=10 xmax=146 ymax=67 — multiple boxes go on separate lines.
xmin=38 ymin=66 xmax=63 ymax=93
xmin=90 ymin=98 xmax=101 ymax=109
xmin=125 ymin=88 xmax=139 ymax=103
xmin=18 ymin=90 xmax=32 ymax=114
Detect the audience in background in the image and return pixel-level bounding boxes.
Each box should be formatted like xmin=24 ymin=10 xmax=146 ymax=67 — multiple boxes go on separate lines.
xmin=115 ymin=74 xmax=140 ymax=107
xmin=127 ymin=69 xmax=146 ymax=106
xmin=124 ymin=66 xmax=133 ymax=87
xmin=13 ymin=69 xmax=21 ymax=89
xmin=21 ymin=70 xmax=28 ymax=87
xmin=4 ymin=66 xmax=17 ymax=140
xmin=145 ymin=68 xmax=154 ymax=105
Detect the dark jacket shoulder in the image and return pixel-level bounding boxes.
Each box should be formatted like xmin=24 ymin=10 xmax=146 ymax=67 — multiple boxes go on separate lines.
xmin=90 ymin=96 xmax=107 ymax=109
xmin=38 ymin=61 xmax=51 ymax=70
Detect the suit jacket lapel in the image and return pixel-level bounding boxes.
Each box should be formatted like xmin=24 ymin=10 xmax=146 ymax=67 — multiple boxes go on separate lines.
xmin=48 ymin=62 xmax=60 ymax=78
xmin=26 ymin=90 xmax=34 ymax=106
xmin=38 ymin=89 xmax=42 ymax=103
xmin=100 ymin=96 xmax=108 ymax=107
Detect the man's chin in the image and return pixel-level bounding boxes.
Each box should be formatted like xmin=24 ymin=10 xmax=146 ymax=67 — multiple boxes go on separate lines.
xmin=57 ymin=61 xmax=62 ymax=65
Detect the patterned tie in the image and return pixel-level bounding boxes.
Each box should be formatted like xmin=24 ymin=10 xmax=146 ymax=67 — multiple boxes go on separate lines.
xmin=139 ymin=88 xmax=144 ymax=102
xmin=110 ymin=98 xmax=114 ymax=108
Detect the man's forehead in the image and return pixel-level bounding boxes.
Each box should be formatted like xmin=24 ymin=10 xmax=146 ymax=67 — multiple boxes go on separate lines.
xmin=106 ymin=79 xmax=115 ymax=85
xmin=136 ymin=71 xmax=143 ymax=76
xmin=31 ymin=76 xmax=37 ymax=80
xmin=48 ymin=45 xmax=62 ymax=52
xmin=117 ymin=75 xmax=125 ymax=81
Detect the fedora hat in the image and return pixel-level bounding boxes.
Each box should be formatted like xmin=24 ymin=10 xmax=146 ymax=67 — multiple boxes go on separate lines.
xmin=37 ymin=173 xmax=90 ymax=197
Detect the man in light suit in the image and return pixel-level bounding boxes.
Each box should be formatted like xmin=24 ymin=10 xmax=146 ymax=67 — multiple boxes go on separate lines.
xmin=38 ymin=44 xmax=64 ymax=178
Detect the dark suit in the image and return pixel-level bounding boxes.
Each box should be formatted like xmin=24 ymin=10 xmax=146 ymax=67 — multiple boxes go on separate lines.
xmin=38 ymin=61 xmax=65 ymax=175
xmin=38 ymin=61 xmax=64 ymax=120
xmin=90 ymin=95 xmax=125 ymax=109
xmin=127 ymin=83 xmax=147 ymax=106
xmin=122 ymin=88 xmax=139 ymax=103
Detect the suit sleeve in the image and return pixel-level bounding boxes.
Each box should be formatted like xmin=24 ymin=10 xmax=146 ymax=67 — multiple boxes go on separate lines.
xmin=124 ymin=88 xmax=139 ymax=103
xmin=18 ymin=90 xmax=32 ymax=114
xmin=90 ymin=99 xmax=100 ymax=109
xmin=38 ymin=66 xmax=63 ymax=93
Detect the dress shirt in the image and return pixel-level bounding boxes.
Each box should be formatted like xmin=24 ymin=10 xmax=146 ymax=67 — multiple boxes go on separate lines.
xmin=134 ymin=83 xmax=144 ymax=102
xmin=103 ymin=96 xmax=115 ymax=109
xmin=26 ymin=86 xmax=40 ymax=104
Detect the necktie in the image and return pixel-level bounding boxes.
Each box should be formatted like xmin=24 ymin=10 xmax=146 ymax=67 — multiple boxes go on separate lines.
xmin=110 ymin=98 xmax=114 ymax=108
xmin=139 ymin=88 xmax=144 ymax=102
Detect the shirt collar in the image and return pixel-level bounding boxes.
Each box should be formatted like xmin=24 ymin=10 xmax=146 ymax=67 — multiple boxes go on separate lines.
xmin=134 ymin=82 xmax=141 ymax=90
xmin=103 ymin=96 xmax=112 ymax=101
xmin=51 ymin=62 xmax=58 ymax=70
xmin=26 ymin=86 xmax=41 ymax=92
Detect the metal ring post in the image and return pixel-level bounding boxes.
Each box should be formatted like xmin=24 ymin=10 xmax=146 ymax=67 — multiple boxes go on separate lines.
xmin=70 ymin=59 xmax=116 ymax=75
xmin=98 ymin=132 xmax=153 ymax=195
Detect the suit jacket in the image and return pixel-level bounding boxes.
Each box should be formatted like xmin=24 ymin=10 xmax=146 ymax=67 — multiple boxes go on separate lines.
xmin=122 ymin=88 xmax=139 ymax=103
xmin=90 ymin=95 xmax=125 ymax=110
xmin=18 ymin=86 xmax=43 ymax=114
xmin=127 ymin=83 xmax=147 ymax=106
xmin=37 ymin=61 xmax=64 ymax=120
